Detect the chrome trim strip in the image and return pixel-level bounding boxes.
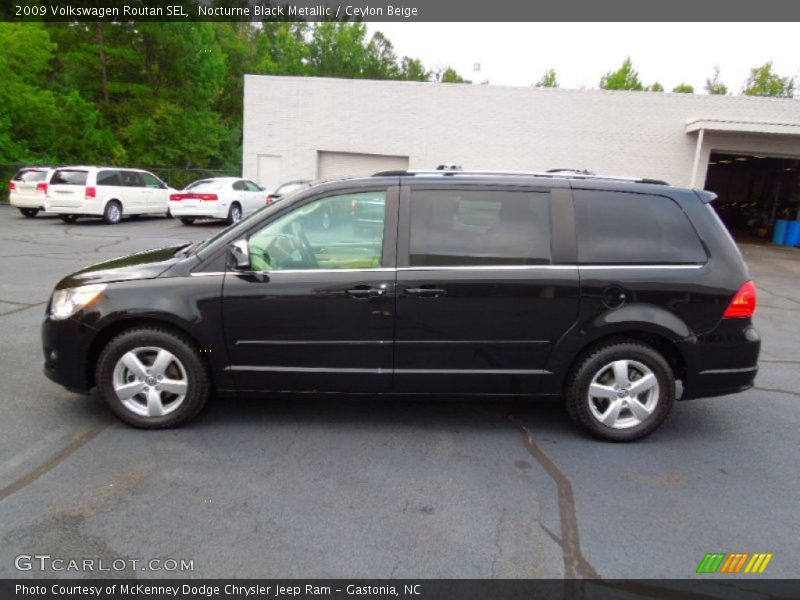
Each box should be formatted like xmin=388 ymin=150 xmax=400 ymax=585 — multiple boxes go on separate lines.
xmin=226 ymin=366 xmax=548 ymax=375
xmin=397 ymin=265 xmax=575 ymax=271
xmin=226 ymin=366 xmax=388 ymax=374
xmin=196 ymin=264 xmax=704 ymax=276
xmin=236 ymin=340 xmax=391 ymax=346
xmin=699 ymin=366 xmax=758 ymax=375
xmin=397 ymin=339 xmax=548 ymax=345
xmin=579 ymin=264 xmax=705 ymax=270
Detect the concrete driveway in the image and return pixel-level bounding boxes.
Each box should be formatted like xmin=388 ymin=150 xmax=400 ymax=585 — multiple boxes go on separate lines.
xmin=0 ymin=205 xmax=797 ymax=580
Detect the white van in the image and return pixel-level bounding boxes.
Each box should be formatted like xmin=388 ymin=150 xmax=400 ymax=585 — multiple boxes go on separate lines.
xmin=45 ymin=167 xmax=174 ymax=224
xmin=9 ymin=167 xmax=54 ymax=218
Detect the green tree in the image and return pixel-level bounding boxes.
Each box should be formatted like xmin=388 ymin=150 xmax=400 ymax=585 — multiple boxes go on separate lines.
xmin=705 ymin=66 xmax=728 ymax=95
xmin=647 ymin=82 xmax=664 ymax=92
xmin=599 ymin=58 xmax=644 ymax=91
xmin=672 ymin=83 xmax=694 ymax=93
xmin=435 ymin=66 xmax=470 ymax=84
xmin=742 ymin=62 xmax=795 ymax=97
xmin=535 ymin=69 xmax=558 ymax=88
xmin=399 ymin=57 xmax=430 ymax=82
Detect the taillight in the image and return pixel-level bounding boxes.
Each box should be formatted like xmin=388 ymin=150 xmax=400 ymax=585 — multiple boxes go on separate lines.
xmin=37 ymin=182 xmax=48 ymax=194
xmin=8 ymin=181 xmax=15 ymax=191
xmin=723 ymin=280 xmax=757 ymax=318
xmin=170 ymin=193 xmax=217 ymax=201
xmin=85 ymin=186 xmax=96 ymax=199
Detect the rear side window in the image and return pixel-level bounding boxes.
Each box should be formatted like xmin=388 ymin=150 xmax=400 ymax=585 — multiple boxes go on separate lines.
xmin=51 ymin=170 xmax=88 ymax=186
xmin=13 ymin=169 xmax=48 ymax=182
xmin=96 ymin=170 xmax=121 ymax=186
xmin=409 ymin=189 xmax=551 ymax=266
xmin=232 ymin=180 xmax=246 ymax=191
xmin=120 ymin=171 xmax=143 ymax=187
xmin=574 ymin=190 xmax=706 ymax=264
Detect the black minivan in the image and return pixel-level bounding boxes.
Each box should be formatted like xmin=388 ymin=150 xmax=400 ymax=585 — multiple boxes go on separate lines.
xmin=42 ymin=170 xmax=760 ymax=441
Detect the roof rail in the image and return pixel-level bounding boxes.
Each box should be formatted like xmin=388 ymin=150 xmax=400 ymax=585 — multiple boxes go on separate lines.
xmin=371 ymin=168 xmax=669 ymax=185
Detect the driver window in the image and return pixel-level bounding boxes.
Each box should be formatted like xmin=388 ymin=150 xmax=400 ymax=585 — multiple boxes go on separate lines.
xmin=248 ymin=191 xmax=387 ymax=272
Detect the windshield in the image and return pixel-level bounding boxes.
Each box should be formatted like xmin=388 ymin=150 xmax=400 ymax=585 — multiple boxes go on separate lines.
xmin=194 ymin=182 xmax=319 ymax=256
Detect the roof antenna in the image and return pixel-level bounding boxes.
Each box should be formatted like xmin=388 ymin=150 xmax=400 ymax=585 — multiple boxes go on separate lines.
xmin=436 ymin=164 xmax=462 ymax=171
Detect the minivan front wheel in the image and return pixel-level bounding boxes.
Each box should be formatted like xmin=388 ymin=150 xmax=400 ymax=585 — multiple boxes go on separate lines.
xmin=103 ymin=201 xmax=122 ymax=224
xmin=566 ymin=341 xmax=675 ymax=442
xmin=96 ymin=328 xmax=210 ymax=428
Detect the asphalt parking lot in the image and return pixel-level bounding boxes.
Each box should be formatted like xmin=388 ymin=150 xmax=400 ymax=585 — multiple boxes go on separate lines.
xmin=0 ymin=204 xmax=798 ymax=581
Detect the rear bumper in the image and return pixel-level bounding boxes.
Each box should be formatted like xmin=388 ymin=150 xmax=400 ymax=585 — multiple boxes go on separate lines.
xmin=168 ymin=202 xmax=227 ymax=219
xmin=44 ymin=199 xmax=105 ymax=216
xmin=10 ymin=194 xmax=45 ymax=209
xmin=678 ymin=321 xmax=760 ymax=400
xmin=42 ymin=315 xmax=94 ymax=393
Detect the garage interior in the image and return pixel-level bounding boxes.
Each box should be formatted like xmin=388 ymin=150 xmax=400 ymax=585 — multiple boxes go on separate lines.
xmin=704 ymin=151 xmax=800 ymax=240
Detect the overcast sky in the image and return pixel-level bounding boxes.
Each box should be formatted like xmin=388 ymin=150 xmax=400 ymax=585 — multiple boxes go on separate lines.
xmin=367 ymin=23 xmax=800 ymax=93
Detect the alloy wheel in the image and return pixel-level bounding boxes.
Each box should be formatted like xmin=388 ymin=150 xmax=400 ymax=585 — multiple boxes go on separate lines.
xmin=586 ymin=359 xmax=659 ymax=429
xmin=112 ymin=346 xmax=189 ymax=417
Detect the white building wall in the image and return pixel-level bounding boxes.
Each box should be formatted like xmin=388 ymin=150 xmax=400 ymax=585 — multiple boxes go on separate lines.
xmin=243 ymin=75 xmax=800 ymax=189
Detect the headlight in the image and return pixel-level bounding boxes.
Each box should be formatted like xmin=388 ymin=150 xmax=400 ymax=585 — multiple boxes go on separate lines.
xmin=50 ymin=284 xmax=106 ymax=320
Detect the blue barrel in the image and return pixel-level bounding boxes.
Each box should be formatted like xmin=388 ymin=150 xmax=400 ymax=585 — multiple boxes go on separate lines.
xmin=773 ymin=219 xmax=788 ymax=245
xmin=785 ymin=221 xmax=800 ymax=247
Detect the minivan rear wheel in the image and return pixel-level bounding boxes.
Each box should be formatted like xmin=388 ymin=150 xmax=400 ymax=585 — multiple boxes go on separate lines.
xmin=180 ymin=217 xmax=195 ymax=225
xmin=96 ymin=327 xmax=210 ymax=428
xmin=103 ymin=201 xmax=122 ymax=224
xmin=19 ymin=208 xmax=39 ymax=218
xmin=59 ymin=214 xmax=78 ymax=223
xmin=565 ymin=341 xmax=675 ymax=442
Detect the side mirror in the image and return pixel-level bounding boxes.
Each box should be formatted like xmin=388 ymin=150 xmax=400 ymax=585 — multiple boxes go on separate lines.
xmin=227 ymin=240 xmax=250 ymax=270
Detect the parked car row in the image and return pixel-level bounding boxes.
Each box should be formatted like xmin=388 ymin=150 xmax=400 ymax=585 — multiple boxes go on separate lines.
xmin=8 ymin=166 xmax=275 ymax=226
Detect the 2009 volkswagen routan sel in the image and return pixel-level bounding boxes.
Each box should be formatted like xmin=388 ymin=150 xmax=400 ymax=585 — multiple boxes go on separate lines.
xmin=42 ymin=169 xmax=760 ymax=441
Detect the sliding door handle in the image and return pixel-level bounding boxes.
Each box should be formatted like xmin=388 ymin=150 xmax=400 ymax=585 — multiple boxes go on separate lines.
xmin=405 ymin=287 xmax=446 ymax=298
xmin=346 ymin=287 xmax=386 ymax=299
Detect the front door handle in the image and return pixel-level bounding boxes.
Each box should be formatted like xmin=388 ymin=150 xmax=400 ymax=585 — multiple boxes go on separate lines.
xmin=405 ymin=287 xmax=446 ymax=298
xmin=346 ymin=286 xmax=386 ymax=299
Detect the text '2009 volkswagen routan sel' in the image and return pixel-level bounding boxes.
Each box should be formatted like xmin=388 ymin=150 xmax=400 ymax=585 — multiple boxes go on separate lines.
xmin=42 ymin=169 xmax=760 ymax=441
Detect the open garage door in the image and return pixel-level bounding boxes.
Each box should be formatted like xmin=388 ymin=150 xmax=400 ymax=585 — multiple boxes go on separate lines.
xmin=317 ymin=151 xmax=409 ymax=180
xmin=704 ymin=152 xmax=800 ymax=240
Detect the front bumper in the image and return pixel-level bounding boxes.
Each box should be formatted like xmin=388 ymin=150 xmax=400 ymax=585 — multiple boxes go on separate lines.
xmin=678 ymin=321 xmax=760 ymax=400
xmin=42 ymin=315 xmax=96 ymax=393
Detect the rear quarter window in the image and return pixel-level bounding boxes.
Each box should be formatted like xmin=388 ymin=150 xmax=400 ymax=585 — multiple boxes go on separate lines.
xmin=97 ymin=170 xmax=121 ymax=186
xmin=574 ymin=190 xmax=706 ymax=264
xmin=51 ymin=170 xmax=88 ymax=186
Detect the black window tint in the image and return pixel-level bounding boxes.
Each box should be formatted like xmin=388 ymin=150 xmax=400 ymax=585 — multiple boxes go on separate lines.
xmin=13 ymin=169 xmax=48 ymax=182
xmin=409 ymin=189 xmax=551 ymax=267
xmin=51 ymin=170 xmax=88 ymax=185
xmin=140 ymin=172 xmax=164 ymax=188
xmin=574 ymin=190 xmax=706 ymax=264
xmin=96 ymin=170 xmax=121 ymax=186
xmin=232 ymin=180 xmax=246 ymax=191
xmin=120 ymin=171 xmax=143 ymax=187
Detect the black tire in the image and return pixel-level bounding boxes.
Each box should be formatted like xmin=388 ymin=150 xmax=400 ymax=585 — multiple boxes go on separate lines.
xmin=19 ymin=208 xmax=39 ymax=218
xmin=59 ymin=214 xmax=79 ymax=223
xmin=180 ymin=217 xmax=195 ymax=225
xmin=226 ymin=202 xmax=242 ymax=226
xmin=102 ymin=201 xmax=122 ymax=224
xmin=96 ymin=327 xmax=211 ymax=429
xmin=565 ymin=340 xmax=675 ymax=442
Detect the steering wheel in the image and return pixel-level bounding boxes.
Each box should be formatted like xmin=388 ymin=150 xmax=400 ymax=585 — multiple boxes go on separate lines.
xmin=290 ymin=222 xmax=318 ymax=268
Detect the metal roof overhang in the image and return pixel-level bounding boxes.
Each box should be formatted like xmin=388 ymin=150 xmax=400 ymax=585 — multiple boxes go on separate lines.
xmin=686 ymin=118 xmax=800 ymax=136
